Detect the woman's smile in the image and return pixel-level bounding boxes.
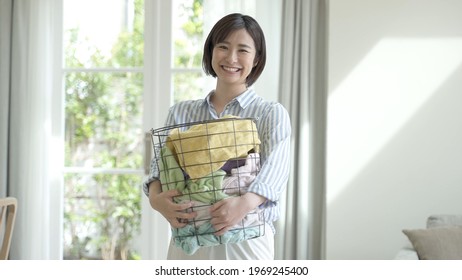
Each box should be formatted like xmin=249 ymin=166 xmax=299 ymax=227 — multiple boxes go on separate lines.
xmin=222 ymin=65 xmax=241 ymax=73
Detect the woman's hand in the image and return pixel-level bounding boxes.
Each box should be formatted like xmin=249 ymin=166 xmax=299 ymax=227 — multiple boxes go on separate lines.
xmin=209 ymin=192 xmax=266 ymax=236
xmin=148 ymin=181 xmax=196 ymax=228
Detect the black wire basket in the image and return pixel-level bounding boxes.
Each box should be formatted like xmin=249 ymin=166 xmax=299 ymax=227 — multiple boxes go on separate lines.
xmin=150 ymin=117 xmax=266 ymax=255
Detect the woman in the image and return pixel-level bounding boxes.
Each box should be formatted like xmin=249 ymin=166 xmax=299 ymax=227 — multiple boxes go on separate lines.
xmin=143 ymin=13 xmax=291 ymax=260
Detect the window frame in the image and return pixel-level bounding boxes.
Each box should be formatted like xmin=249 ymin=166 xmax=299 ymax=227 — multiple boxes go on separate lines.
xmin=139 ymin=0 xmax=172 ymax=260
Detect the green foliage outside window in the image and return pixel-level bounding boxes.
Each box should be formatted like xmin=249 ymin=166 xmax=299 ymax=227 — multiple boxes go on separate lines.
xmin=63 ymin=0 xmax=204 ymax=259
xmin=173 ymin=0 xmax=206 ymax=103
xmin=64 ymin=0 xmax=144 ymax=260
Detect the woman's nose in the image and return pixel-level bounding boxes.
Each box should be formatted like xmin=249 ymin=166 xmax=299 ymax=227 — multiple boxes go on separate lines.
xmin=225 ymin=50 xmax=238 ymax=63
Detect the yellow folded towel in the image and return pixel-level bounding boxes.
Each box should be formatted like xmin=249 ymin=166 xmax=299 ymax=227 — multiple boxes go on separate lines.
xmin=166 ymin=116 xmax=260 ymax=180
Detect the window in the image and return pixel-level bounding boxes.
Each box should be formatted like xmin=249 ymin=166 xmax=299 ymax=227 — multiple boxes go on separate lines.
xmin=61 ymin=0 xmax=280 ymax=260
xmin=63 ymin=0 xmax=144 ymax=260
xmin=62 ymin=0 xmax=207 ymax=260
xmin=172 ymin=0 xmax=209 ymax=103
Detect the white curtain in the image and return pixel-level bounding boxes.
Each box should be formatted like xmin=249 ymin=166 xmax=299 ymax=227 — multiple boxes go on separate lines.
xmin=0 ymin=0 xmax=62 ymax=259
xmin=0 ymin=0 xmax=12 ymax=199
xmin=275 ymin=0 xmax=328 ymax=260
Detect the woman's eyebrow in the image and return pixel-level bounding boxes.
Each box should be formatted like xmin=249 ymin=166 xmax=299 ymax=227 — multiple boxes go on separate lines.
xmin=238 ymin=44 xmax=253 ymax=49
xmin=219 ymin=41 xmax=253 ymax=49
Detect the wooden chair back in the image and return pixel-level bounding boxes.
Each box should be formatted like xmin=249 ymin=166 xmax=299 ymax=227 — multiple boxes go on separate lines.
xmin=0 ymin=197 xmax=17 ymax=260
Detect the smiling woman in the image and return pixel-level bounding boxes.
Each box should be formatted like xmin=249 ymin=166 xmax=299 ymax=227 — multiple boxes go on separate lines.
xmin=143 ymin=13 xmax=291 ymax=260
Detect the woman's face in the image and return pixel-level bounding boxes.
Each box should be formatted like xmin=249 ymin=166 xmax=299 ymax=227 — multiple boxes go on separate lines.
xmin=211 ymin=28 xmax=257 ymax=88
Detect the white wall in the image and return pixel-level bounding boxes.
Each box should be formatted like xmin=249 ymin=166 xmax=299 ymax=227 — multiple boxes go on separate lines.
xmin=326 ymin=0 xmax=462 ymax=259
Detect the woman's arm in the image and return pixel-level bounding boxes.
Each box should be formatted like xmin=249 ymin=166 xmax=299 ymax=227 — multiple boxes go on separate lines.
xmin=247 ymin=103 xmax=291 ymax=206
xmin=144 ymin=106 xmax=197 ymax=228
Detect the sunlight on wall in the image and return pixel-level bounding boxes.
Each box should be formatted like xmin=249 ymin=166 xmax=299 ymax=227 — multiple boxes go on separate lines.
xmin=327 ymin=38 xmax=462 ymax=204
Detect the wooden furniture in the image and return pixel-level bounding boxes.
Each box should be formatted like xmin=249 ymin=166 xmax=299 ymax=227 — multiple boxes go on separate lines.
xmin=0 ymin=197 xmax=17 ymax=260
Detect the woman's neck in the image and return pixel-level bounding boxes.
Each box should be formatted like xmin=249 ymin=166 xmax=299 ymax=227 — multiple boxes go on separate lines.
xmin=211 ymin=83 xmax=247 ymax=115
xmin=214 ymin=83 xmax=246 ymax=103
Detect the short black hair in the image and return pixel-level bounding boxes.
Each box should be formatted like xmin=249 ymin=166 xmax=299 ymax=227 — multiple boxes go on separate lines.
xmin=202 ymin=13 xmax=266 ymax=87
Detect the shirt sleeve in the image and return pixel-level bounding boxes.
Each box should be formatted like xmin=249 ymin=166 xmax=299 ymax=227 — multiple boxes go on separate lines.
xmin=247 ymin=103 xmax=291 ymax=207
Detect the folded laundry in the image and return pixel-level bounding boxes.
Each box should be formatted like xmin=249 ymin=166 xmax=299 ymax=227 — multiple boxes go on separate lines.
xmin=159 ymin=145 xmax=228 ymax=203
xmin=165 ymin=116 xmax=260 ymax=180
xmin=220 ymin=157 xmax=248 ymax=174
xmin=222 ymin=153 xmax=260 ymax=195
xmin=172 ymin=208 xmax=264 ymax=255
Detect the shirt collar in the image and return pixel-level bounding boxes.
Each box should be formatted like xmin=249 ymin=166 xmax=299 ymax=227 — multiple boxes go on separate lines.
xmin=204 ymin=87 xmax=257 ymax=109
xmin=235 ymin=87 xmax=257 ymax=109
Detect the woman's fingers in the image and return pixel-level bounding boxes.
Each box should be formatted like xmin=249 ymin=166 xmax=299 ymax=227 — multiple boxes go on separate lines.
xmin=209 ymin=197 xmax=248 ymax=235
xmin=152 ymin=189 xmax=199 ymax=228
xmin=213 ymin=225 xmax=231 ymax=236
xmin=168 ymin=217 xmax=188 ymax=228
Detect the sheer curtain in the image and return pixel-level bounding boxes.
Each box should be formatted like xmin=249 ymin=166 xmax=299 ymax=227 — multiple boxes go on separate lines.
xmin=0 ymin=0 xmax=62 ymax=259
xmin=0 ymin=0 xmax=12 ymax=199
xmin=275 ymin=0 xmax=329 ymax=260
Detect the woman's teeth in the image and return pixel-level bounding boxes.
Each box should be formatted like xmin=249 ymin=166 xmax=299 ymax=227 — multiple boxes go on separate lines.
xmin=223 ymin=66 xmax=240 ymax=72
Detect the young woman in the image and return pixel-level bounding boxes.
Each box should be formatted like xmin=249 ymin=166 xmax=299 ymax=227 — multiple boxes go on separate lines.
xmin=143 ymin=13 xmax=291 ymax=260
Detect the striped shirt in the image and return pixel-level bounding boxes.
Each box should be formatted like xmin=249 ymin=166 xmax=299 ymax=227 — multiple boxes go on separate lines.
xmin=143 ymin=87 xmax=291 ymax=232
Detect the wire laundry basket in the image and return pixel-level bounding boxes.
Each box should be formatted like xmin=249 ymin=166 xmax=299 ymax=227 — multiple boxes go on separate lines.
xmin=150 ymin=117 xmax=265 ymax=255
